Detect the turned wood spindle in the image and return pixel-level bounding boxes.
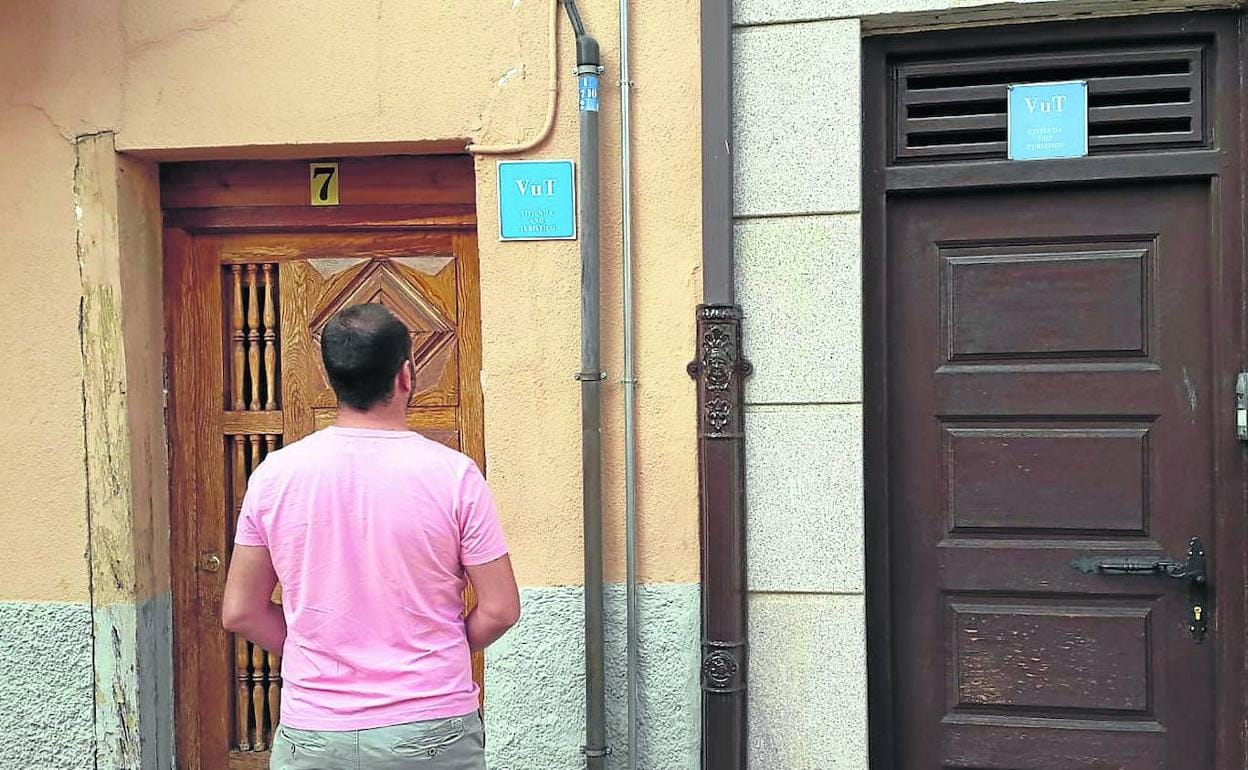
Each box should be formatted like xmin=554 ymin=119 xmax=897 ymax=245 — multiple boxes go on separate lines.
xmin=266 ymin=650 xmax=282 ymax=743
xmin=246 ymin=265 xmax=261 ymax=411
xmin=249 ymin=434 xmax=262 ymax=475
xmin=263 ymin=264 xmax=278 ymax=410
xmin=251 ymin=642 xmax=267 ymax=751
xmin=232 ymin=437 xmax=247 ymax=526
xmin=234 ymin=635 xmax=252 ymax=751
xmin=228 ymin=434 xmax=251 ymax=749
xmin=231 ymin=266 xmax=246 ymax=410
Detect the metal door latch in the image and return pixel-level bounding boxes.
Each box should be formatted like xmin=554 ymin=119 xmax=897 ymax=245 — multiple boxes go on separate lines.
xmin=1071 ymin=537 xmax=1206 ymax=584
xmin=1237 ymin=372 xmax=1248 ymax=440
xmin=1073 ymin=537 xmax=1208 ymax=643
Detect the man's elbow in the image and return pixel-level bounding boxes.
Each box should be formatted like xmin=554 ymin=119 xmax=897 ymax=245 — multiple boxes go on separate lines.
xmin=221 ymin=601 xmax=252 ymax=634
xmin=501 ymin=601 xmax=521 ymax=630
xmin=483 ymin=599 xmax=521 ymax=631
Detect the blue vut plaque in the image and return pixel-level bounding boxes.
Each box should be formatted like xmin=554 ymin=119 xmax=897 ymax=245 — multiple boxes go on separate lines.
xmin=497 ymin=160 xmax=577 ymax=241
xmin=1008 ymin=81 xmax=1089 ymax=161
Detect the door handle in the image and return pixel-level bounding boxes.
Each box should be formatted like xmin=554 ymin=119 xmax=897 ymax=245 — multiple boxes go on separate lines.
xmin=1071 ymin=536 xmax=1206 ymax=584
xmin=1071 ymin=537 xmax=1208 ymax=642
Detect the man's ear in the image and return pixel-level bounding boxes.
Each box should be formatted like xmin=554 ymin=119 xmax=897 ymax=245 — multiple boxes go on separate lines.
xmin=398 ymin=360 xmax=414 ymax=394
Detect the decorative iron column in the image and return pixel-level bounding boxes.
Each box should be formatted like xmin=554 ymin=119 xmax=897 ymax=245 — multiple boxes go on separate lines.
xmin=689 ymin=304 xmax=750 ymax=770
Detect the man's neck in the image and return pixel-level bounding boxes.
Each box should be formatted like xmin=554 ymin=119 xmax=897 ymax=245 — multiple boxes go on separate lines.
xmin=333 ymin=405 xmax=409 ymax=432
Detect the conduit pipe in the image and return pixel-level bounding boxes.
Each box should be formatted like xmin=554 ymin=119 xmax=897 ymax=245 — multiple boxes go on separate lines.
xmin=467 ymin=0 xmax=560 ymax=155
xmin=617 ymin=0 xmax=639 ymax=767
xmin=562 ymin=1 xmax=609 ymax=768
xmin=468 ymin=1 xmax=614 ymax=764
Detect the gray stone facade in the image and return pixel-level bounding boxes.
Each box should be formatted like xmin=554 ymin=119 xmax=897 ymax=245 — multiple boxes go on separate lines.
xmin=734 ymin=16 xmax=867 ymax=767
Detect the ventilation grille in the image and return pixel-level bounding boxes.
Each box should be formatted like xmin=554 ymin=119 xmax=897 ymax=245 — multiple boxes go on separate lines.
xmin=893 ymin=44 xmax=1206 ymax=162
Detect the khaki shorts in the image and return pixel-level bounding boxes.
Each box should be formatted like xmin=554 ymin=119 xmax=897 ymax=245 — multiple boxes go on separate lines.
xmin=271 ymin=711 xmax=485 ymax=770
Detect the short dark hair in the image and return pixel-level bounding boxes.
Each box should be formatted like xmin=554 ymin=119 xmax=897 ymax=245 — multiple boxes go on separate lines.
xmin=320 ymin=303 xmax=411 ymax=411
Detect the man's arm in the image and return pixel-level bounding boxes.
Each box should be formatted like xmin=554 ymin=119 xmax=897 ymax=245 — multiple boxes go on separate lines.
xmin=464 ymin=554 xmax=521 ymax=652
xmin=221 ymin=545 xmax=287 ymax=654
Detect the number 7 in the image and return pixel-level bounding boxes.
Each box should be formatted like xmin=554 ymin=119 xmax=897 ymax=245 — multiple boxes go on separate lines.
xmin=313 ymin=167 xmax=336 ymax=201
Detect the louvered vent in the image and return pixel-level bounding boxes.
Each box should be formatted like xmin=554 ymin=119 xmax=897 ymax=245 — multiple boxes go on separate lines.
xmin=893 ymin=44 xmax=1206 ymax=162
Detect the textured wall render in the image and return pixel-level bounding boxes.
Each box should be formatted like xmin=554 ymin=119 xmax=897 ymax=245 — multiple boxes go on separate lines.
xmin=485 ymin=584 xmax=701 ymax=770
xmin=0 ymin=602 xmax=94 ymax=770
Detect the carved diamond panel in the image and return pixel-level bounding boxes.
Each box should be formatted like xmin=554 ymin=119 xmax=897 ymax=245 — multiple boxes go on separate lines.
xmin=309 ymin=259 xmax=458 ymax=404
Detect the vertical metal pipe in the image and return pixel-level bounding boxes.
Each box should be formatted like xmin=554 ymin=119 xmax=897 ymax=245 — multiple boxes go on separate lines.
xmin=618 ymin=0 xmax=639 ymax=767
xmin=697 ymin=2 xmax=749 ymax=769
xmin=702 ymin=0 xmax=735 ymax=306
xmin=571 ymin=15 xmax=609 ymax=768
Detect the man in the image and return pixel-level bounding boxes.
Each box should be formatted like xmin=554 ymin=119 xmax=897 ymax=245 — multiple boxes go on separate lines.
xmin=223 ymin=302 xmax=520 ymax=770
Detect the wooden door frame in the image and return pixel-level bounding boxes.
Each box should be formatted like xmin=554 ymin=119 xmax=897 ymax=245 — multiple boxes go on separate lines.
xmin=862 ymin=11 xmax=1246 ymax=769
xmin=161 ymin=157 xmax=479 ymax=769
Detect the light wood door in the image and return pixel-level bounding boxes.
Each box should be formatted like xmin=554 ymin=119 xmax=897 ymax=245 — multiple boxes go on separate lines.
xmin=167 ymin=197 xmax=483 ymax=768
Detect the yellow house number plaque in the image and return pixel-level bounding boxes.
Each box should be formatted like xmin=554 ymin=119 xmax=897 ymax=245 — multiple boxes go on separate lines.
xmin=310 ymin=162 xmax=339 ymax=206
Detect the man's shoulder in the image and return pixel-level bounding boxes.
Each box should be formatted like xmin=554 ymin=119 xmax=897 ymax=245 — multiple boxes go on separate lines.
xmin=260 ymin=430 xmax=324 ymax=465
xmin=403 ymin=433 xmax=477 ymax=477
xmin=249 ymin=429 xmax=335 ymax=481
xmin=258 ymin=428 xmax=477 ymax=480
xmin=299 ymin=428 xmax=475 ymax=470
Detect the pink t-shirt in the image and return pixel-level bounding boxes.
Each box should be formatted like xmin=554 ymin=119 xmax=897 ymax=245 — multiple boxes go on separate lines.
xmin=234 ymin=425 xmax=509 ymax=731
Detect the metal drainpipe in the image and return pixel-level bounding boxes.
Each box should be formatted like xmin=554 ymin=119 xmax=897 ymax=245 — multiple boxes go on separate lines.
xmin=617 ymin=0 xmax=639 ymax=767
xmin=563 ymin=1 xmax=609 ymax=767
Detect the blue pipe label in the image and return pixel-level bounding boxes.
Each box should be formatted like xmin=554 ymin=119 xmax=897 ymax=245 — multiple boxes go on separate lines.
xmin=579 ymin=74 xmax=600 ymax=113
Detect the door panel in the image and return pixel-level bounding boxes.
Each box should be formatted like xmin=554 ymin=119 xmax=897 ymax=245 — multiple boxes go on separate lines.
xmin=886 ymin=183 xmax=1214 ymax=769
xmin=276 ymin=248 xmax=462 ymax=439
xmin=169 ymin=224 xmax=484 ymax=769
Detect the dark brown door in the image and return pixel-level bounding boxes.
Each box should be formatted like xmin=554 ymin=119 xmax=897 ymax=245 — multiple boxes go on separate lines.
xmin=885 ymin=181 xmax=1225 ymax=768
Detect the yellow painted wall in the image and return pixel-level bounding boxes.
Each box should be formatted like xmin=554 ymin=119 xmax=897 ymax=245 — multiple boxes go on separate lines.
xmin=0 ymin=0 xmax=125 ymax=603
xmin=0 ymin=108 xmax=91 ymax=603
xmin=0 ymin=0 xmax=700 ymax=600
